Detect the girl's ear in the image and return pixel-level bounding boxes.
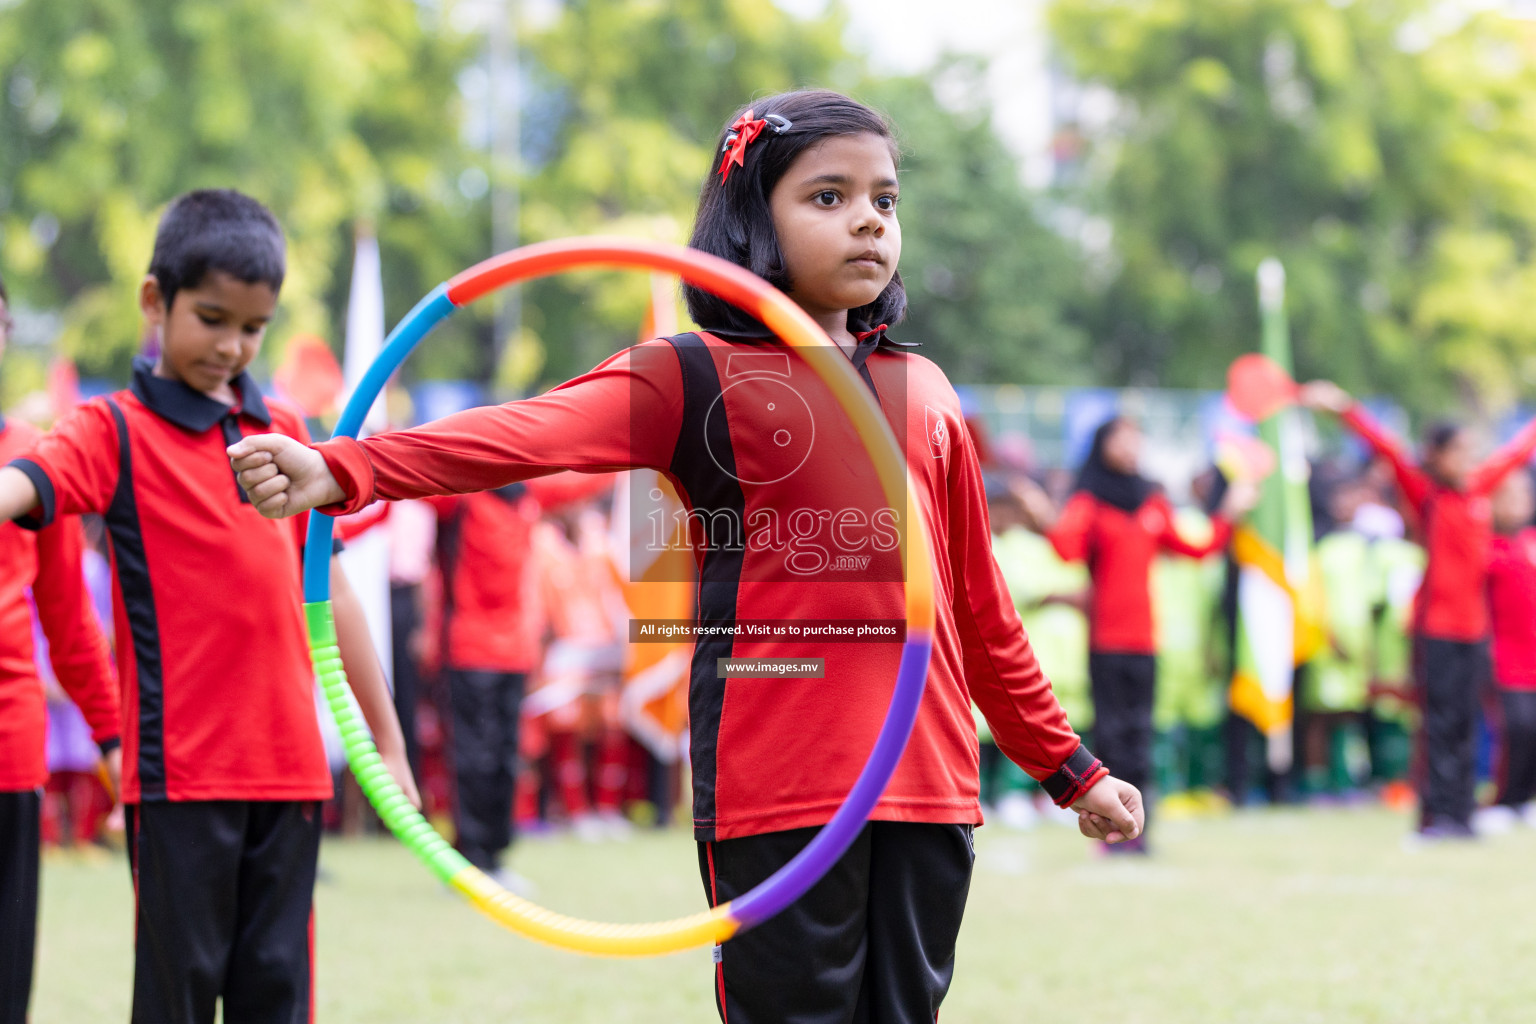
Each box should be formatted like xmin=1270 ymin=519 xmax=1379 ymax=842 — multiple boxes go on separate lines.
xmin=139 ymin=275 xmax=168 ymax=328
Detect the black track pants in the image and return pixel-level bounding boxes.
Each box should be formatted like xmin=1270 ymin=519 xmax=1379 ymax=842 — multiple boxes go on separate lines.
xmin=447 ymin=669 xmax=526 ymax=871
xmin=126 ymin=800 xmax=321 ymax=1024
xmin=698 ymin=821 xmax=974 ymax=1024
xmin=1418 ymin=638 xmax=1488 ymax=829
xmin=0 ymin=790 xmax=40 ymax=1024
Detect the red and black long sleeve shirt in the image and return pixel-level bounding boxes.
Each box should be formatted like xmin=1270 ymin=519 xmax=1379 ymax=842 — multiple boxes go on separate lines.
xmin=1488 ymin=529 xmax=1536 ymax=690
xmin=314 ymin=331 xmax=1106 ymax=841
xmin=1046 ymin=492 xmax=1231 ymax=655
xmin=0 ymin=416 xmax=119 ymax=791
xmin=1342 ymin=404 xmax=1536 ymax=643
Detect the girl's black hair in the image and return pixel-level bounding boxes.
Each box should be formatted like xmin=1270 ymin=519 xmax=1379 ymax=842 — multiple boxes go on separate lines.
xmin=1423 ymin=420 xmax=1463 ymax=458
xmin=685 ymin=89 xmax=907 ymax=335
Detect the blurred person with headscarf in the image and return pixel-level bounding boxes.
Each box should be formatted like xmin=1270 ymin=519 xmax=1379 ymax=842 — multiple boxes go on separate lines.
xmin=1018 ymin=416 xmax=1255 ymax=850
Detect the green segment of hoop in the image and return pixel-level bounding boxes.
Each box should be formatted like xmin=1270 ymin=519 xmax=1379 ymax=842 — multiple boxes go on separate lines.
xmin=305 ymin=600 xmax=740 ymax=955
xmin=306 ymin=602 xmax=463 ymax=880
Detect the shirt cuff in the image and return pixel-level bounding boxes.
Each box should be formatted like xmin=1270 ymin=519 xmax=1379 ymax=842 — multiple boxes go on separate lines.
xmin=97 ymin=736 xmax=122 ymax=756
xmin=314 ymin=437 xmax=376 ymax=517
xmin=1040 ymin=743 xmax=1109 ymax=808
xmin=8 ymin=457 xmax=56 ymax=530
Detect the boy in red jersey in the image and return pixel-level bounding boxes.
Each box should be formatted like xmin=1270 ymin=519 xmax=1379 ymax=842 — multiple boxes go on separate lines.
xmin=0 ymin=273 xmax=121 ymax=1024
xmin=1486 ymin=470 xmax=1536 ymax=818
xmin=228 ymin=91 xmax=1141 ymax=1022
xmin=1303 ymin=380 xmax=1536 ymax=836
xmin=0 ymin=192 xmax=417 ymax=1024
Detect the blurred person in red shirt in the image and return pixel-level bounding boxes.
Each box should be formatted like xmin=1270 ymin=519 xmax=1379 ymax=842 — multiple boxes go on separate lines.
xmin=426 ymin=474 xmax=612 ymax=881
xmin=1018 ymin=416 xmax=1254 ymax=850
xmin=1305 ymin=381 xmax=1536 ymax=835
xmin=0 ymin=272 xmax=121 ymax=1024
xmin=1485 ymin=469 xmax=1536 ymax=825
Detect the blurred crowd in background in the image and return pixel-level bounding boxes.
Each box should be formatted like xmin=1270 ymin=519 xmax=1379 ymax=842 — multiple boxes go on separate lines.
xmin=35 ymin=385 xmax=1536 ymax=860
xmin=16 ymin=0 xmax=1536 ymax=861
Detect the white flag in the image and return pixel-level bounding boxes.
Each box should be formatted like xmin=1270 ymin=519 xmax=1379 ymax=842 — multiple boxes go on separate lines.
xmin=342 ymin=227 xmax=387 ymax=435
xmin=337 ymin=226 xmax=393 ymax=689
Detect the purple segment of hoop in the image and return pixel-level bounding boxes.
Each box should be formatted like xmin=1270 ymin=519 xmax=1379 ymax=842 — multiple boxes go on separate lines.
xmin=730 ymin=630 xmax=932 ymax=929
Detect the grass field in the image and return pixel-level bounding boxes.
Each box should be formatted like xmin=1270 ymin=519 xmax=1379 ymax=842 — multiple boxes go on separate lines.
xmin=31 ymin=804 xmax=1536 ymax=1023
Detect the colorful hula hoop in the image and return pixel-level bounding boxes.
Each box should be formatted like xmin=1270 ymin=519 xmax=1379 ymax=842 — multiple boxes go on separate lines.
xmin=301 ymin=237 xmax=936 ymax=957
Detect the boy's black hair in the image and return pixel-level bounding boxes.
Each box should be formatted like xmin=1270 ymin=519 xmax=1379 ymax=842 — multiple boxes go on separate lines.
xmin=685 ymin=89 xmax=906 ymax=335
xmin=148 ymin=189 xmax=285 ymax=310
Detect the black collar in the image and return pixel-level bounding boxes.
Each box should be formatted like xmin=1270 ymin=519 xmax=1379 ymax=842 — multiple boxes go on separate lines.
xmin=848 ymin=324 xmax=916 ymax=371
xmin=0 ymin=412 xmax=7 ymax=434
xmin=129 ymin=356 xmax=271 ymax=432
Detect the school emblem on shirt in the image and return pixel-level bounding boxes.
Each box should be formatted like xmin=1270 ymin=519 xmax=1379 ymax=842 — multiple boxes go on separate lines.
xmin=924 ymin=406 xmax=949 ymax=459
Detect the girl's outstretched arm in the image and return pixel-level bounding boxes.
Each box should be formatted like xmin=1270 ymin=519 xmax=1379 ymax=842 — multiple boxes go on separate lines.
xmin=228 ymin=435 xmax=344 ymax=519
xmin=232 ymin=340 xmax=683 ymax=518
xmin=1470 ymin=417 xmax=1536 ymax=496
xmin=1040 ymin=491 xmax=1095 ymax=562
xmin=1152 ymin=494 xmax=1231 ymax=558
xmin=1153 ymin=482 xmax=1257 ymax=558
xmin=1301 ymin=381 xmax=1432 ymax=510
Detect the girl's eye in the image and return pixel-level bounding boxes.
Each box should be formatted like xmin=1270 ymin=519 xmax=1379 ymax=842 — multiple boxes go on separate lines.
xmin=813 ymin=190 xmax=839 ymax=206
xmin=242 ymin=324 xmax=264 ymax=336
xmin=197 ymin=314 xmax=221 ymax=327
xmin=876 ymin=194 xmax=899 ymax=211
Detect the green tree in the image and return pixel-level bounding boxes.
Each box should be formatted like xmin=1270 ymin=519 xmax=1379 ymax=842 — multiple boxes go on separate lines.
xmin=516 ymin=0 xmax=855 ymax=385
xmin=0 ymin=0 xmax=478 ymax=387
xmin=0 ymin=0 xmax=1092 ymax=405
xmin=1050 ymin=0 xmax=1536 ymax=413
xmin=520 ymin=4 xmax=1088 ymax=389
xmin=865 ymin=66 xmax=1091 ymax=386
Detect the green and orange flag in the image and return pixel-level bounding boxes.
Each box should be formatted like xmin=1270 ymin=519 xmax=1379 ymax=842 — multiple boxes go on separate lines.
xmin=1224 ymin=259 xmax=1325 ymax=771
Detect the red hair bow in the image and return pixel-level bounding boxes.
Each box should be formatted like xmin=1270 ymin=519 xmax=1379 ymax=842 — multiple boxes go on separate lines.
xmin=718 ymin=110 xmax=792 ymax=184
